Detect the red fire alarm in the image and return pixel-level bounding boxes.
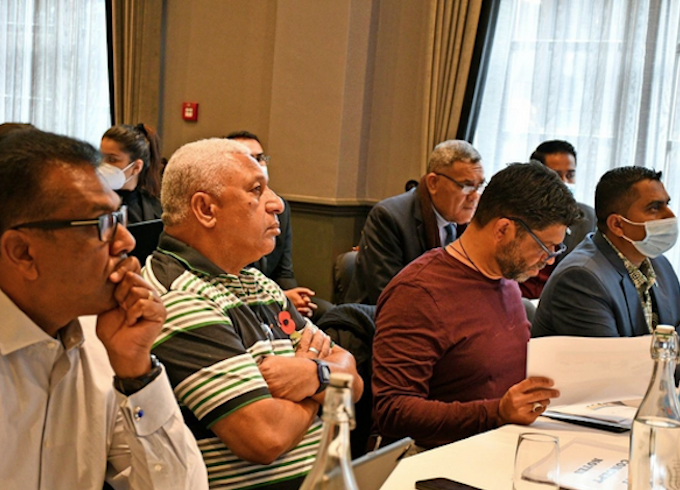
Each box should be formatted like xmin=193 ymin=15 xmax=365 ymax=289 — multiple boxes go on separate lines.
xmin=182 ymin=102 xmax=199 ymax=121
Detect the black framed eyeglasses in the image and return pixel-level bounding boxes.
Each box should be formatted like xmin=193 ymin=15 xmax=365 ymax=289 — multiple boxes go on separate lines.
xmin=434 ymin=172 xmax=486 ymax=195
xmin=507 ymin=217 xmax=567 ymax=260
xmin=253 ymin=153 xmax=271 ymax=164
xmin=11 ymin=206 xmax=128 ymax=243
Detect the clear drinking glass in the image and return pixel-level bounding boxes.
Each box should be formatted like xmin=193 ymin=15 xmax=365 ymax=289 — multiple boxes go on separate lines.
xmin=513 ymin=433 xmax=560 ymax=490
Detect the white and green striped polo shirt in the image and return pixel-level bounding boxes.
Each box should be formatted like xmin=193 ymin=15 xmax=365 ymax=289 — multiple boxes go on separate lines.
xmin=143 ymin=233 xmax=323 ymax=490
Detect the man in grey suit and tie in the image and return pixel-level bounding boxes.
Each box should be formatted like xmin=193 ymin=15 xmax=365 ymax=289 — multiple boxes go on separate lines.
xmin=533 ymin=166 xmax=680 ymax=337
xmin=346 ymin=140 xmax=485 ymax=305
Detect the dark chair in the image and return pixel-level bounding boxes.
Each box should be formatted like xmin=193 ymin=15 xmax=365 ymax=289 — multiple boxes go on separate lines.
xmin=127 ymin=219 xmax=163 ymax=264
xmin=316 ymin=303 xmax=377 ymax=458
xmin=332 ymin=250 xmax=357 ymax=304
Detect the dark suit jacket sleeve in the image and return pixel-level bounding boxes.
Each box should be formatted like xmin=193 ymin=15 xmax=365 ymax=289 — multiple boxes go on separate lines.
xmin=359 ymin=205 xmax=410 ymax=304
xmin=270 ymin=204 xmax=298 ymax=290
xmin=536 ymin=267 xmax=620 ymax=337
xmin=564 ymin=203 xmax=596 ymax=255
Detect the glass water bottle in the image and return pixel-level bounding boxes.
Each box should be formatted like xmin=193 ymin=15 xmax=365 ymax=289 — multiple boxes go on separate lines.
xmin=628 ymin=325 xmax=680 ymax=489
xmin=300 ymin=373 xmax=359 ymax=490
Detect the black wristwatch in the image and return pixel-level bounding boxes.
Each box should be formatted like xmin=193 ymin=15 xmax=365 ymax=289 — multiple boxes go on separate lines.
xmin=114 ymin=354 xmax=163 ymax=396
xmin=310 ymin=358 xmax=331 ymax=394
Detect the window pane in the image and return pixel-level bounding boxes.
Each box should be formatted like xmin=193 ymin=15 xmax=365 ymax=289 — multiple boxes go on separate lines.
xmin=473 ymin=0 xmax=680 ymax=272
xmin=0 ymin=0 xmax=110 ymax=145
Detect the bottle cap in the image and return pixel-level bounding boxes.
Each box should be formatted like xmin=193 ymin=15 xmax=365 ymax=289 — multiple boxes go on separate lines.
xmin=655 ymin=325 xmax=675 ymax=335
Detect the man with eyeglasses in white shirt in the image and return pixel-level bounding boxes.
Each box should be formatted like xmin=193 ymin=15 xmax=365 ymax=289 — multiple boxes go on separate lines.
xmin=346 ymin=139 xmax=486 ymax=305
xmin=0 ymin=129 xmax=208 ymax=489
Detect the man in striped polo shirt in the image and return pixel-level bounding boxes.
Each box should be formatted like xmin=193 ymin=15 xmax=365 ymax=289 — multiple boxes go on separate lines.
xmin=144 ymin=138 xmax=363 ymax=489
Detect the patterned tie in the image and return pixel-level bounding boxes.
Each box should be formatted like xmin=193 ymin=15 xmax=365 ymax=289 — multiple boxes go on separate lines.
xmin=444 ymin=223 xmax=456 ymax=246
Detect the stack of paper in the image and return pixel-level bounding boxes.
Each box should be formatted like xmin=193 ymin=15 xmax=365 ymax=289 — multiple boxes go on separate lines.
xmin=543 ymin=401 xmax=638 ymax=432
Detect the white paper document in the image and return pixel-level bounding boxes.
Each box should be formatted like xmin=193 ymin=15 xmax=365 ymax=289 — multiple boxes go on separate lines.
xmin=527 ymin=336 xmax=653 ymax=407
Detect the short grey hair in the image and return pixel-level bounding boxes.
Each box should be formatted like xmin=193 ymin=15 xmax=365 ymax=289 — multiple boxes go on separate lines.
xmin=427 ymin=140 xmax=482 ymax=173
xmin=161 ymin=138 xmax=250 ymax=227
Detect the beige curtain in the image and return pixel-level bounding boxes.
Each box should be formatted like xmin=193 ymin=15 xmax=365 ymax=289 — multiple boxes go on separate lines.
xmin=109 ymin=0 xmax=163 ymax=126
xmin=423 ymin=0 xmax=483 ymax=169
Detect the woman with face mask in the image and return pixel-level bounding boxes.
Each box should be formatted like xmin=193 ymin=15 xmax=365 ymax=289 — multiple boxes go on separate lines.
xmin=99 ymin=123 xmax=163 ymax=223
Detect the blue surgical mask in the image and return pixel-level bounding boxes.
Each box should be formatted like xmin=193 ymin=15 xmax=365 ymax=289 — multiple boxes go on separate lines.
xmin=98 ymin=162 xmax=135 ymax=190
xmin=620 ymin=216 xmax=678 ymax=258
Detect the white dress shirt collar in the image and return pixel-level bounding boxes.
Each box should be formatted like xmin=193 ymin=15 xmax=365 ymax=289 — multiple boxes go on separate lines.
xmin=0 ymin=288 xmax=83 ymax=356
xmin=432 ymin=205 xmax=456 ymax=246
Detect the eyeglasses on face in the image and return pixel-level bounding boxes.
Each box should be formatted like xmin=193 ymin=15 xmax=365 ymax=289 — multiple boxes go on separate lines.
xmin=11 ymin=206 xmax=128 ymax=243
xmin=506 ymin=217 xmax=567 ymax=260
xmin=252 ymin=153 xmax=271 ymax=164
xmin=434 ymin=172 xmax=486 ymax=195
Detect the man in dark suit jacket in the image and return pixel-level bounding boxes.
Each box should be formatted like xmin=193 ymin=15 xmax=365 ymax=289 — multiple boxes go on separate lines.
xmin=346 ymin=140 xmax=485 ymax=305
xmin=226 ymin=131 xmax=331 ymax=319
xmin=533 ymin=166 xmax=680 ymax=337
xmin=251 ymin=199 xmax=296 ymax=288
xmin=520 ymin=140 xmax=597 ymax=298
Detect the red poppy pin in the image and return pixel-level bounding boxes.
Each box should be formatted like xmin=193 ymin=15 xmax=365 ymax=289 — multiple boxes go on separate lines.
xmin=278 ymin=311 xmax=295 ymax=334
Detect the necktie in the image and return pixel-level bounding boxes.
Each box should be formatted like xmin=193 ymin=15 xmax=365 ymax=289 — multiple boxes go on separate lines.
xmin=444 ymin=223 xmax=456 ymax=246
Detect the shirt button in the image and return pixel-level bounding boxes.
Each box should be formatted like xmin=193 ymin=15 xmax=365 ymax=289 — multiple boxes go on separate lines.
xmin=154 ymin=464 xmax=163 ymax=472
xmin=47 ymin=342 xmax=57 ymax=350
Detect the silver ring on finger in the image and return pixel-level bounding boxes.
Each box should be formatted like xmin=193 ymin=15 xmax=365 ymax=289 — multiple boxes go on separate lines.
xmin=308 ymin=346 xmax=320 ymax=355
xmin=532 ymin=402 xmax=543 ymax=413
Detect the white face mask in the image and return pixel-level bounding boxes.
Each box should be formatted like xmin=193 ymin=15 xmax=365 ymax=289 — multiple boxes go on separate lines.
xmin=260 ymin=164 xmax=269 ymax=180
xmin=564 ymin=182 xmax=576 ymax=195
xmin=620 ymin=216 xmax=679 ymax=258
xmin=98 ymin=162 xmax=135 ymax=190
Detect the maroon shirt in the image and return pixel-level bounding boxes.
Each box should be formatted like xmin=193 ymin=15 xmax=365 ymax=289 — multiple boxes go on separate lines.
xmin=372 ymin=248 xmax=530 ymax=448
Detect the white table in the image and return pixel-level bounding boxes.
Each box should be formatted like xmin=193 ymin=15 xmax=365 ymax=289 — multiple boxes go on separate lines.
xmin=379 ymin=418 xmax=629 ymax=490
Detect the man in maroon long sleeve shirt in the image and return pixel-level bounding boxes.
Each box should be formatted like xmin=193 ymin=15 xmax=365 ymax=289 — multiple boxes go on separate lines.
xmin=372 ymin=162 xmax=582 ymax=450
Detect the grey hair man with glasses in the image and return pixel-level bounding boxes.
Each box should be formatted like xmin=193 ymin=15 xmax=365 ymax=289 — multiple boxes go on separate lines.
xmin=346 ymin=139 xmax=486 ymax=305
xmin=372 ymin=162 xmax=582 ymax=451
xmin=0 ymin=130 xmax=208 ymax=489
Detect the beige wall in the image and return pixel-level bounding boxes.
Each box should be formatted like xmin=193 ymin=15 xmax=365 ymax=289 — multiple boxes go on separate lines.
xmin=160 ymin=1 xmax=277 ymax=157
xmin=364 ymin=1 xmax=434 ymax=197
xmin=268 ymin=0 xmax=367 ymax=203
xmin=161 ymin=0 xmax=434 ymax=203
xmin=160 ymin=0 xmax=436 ymax=297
